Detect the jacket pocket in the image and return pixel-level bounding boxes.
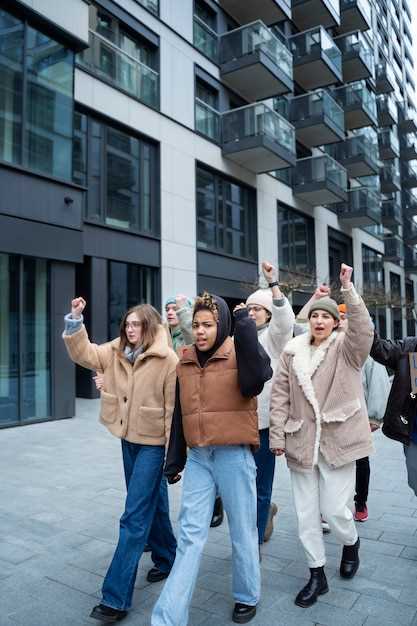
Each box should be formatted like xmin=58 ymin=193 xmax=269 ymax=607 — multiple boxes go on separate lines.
xmin=284 ymin=419 xmax=304 ymax=462
xmin=137 ymin=406 xmax=165 ymax=438
xmin=100 ymin=391 xmax=119 ymax=424
xmin=284 ymin=418 xmax=303 ymax=434
xmin=322 ymin=399 xmax=361 ymax=423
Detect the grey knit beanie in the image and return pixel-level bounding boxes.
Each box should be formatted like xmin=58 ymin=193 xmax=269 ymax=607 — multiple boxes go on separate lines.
xmin=308 ymin=297 xmax=340 ymax=321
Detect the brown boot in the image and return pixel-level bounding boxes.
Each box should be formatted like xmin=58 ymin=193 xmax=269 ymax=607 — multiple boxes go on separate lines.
xmin=263 ymin=503 xmax=278 ymax=542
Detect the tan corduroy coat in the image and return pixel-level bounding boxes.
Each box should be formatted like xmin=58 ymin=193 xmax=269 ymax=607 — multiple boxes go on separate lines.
xmin=63 ymin=325 xmax=178 ymax=445
xmin=269 ymin=287 xmax=374 ymax=472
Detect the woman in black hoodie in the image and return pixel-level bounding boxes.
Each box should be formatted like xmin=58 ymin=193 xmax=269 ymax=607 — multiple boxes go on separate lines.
xmin=151 ymin=293 xmax=272 ymax=626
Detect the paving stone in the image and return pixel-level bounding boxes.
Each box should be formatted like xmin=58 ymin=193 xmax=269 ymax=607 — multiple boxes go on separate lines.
xmin=353 ymin=595 xmax=417 ymax=625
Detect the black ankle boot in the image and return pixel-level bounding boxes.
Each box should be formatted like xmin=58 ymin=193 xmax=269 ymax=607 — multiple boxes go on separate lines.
xmin=295 ymin=567 xmax=328 ymax=608
xmin=210 ymin=496 xmax=224 ymax=528
xmin=340 ymin=537 xmax=360 ymax=579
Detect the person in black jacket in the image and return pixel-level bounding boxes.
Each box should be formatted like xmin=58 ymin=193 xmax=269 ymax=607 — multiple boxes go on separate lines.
xmin=151 ymin=294 xmax=272 ymax=626
xmin=371 ymin=332 xmax=417 ymax=496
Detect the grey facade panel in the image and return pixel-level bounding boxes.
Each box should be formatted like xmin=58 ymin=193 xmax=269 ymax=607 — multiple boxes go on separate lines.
xmin=0 ymin=165 xmax=84 ymax=231
xmin=83 ymin=224 xmax=160 ymax=266
xmin=0 ymin=215 xmax=83 ymax=263
xmin=198 ymin=251 xmax=258 ymax=290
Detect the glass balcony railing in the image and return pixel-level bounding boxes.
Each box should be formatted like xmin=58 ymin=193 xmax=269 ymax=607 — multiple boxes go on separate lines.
xmin=222 ymin=103 xmax=295 ymax=154
xmin=290 ymin=89 xmax=344 ymax=133
xmin=193 ymin=16 xmax=218 ymax=62
xmin=220 ymin=20 xmax=293 ymax=83
xmin=398 ymin=101 xmax=417 ymax=132
xmin=195 ymin=99 xmax=221 ymax=142
xmin=291 ymin=26 xmax=342 ymax=78
xmin=405 ymin=245 xmax=417 ymax=271
xmin=337 ymin=187 xmax=381 ymax=221
xmin=401 ymin=133 xmax=417 ymax=159
xmin=336 ymin=31 xmax=374 ymax=77
xmin=376 ymin=59 xmax=396 ymax=93
xmin=380 ymin=159 xmax=401 ymax=190
xmin=384 ymin=235 xmax=404 ymax=262
xmin=77 ymin=30 xmax=159 ymax=109
xmin=327 ymin=127 xmax=378 ymax=167
xmin=382 ymin=199 xmax=402 ymax=226
xmin=292 ymin=0 xmax=340 ymax=29
xmin=377 ymin=93 xmax=398 ymax=125
xmin=402 ymin=161 xmax=417 ymax=188
xmin=295 ymin=154 xmax=347 ymax=190
xmin=378 ymin=127 xmax=400 ymax=157
xmin=334 ymin=80 xmax=377 ymax=123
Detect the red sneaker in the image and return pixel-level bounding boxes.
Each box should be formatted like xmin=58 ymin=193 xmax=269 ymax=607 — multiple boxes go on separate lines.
xmin=354 ymin=505 xmax=368 ymax=522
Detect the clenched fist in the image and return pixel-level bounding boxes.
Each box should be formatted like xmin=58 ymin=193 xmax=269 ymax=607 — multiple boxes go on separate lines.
xmin=262 ymin=261 xmax=276 ymax=284
xmin=71 ymin=297 xmax=86 ymax=319
xmin=340 ymin=264 xmax=353 ymax=290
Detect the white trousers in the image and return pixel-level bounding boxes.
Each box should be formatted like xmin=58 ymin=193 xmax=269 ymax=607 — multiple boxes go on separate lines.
xmin=290 ymin=454 xmax=358 ymax=568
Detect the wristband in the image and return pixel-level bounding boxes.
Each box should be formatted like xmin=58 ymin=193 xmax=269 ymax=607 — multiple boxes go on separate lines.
xmin=268 ymin=281 xmax=279 ymax=288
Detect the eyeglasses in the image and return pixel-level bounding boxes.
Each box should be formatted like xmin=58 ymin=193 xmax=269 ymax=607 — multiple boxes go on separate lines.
xmin=125 ymin=321 xmax=141 ymax=329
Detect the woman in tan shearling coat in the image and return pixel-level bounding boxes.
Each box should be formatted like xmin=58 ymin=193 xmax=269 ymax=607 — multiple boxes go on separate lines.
xmin=270 ymin=264 xmax=373 ymax=609
xmin=63 ymin=297 xmax=178 ymax=624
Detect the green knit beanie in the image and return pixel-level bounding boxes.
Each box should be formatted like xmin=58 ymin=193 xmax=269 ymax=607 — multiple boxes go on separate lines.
xmin=308 ymin=297 xmax=340 ymax=321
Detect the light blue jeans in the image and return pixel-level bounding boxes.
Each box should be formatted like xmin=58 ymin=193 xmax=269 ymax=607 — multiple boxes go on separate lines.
xmin=151 ymin=445 xmax=260 ymax=626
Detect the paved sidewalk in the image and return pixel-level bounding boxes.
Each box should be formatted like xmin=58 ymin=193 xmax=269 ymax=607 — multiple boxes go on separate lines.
xmin=1 ymin=399 xmax=417 ymax=626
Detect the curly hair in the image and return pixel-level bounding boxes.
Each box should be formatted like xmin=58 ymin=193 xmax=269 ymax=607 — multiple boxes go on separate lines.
xmin=193 ymin=292 xmax=219 ymax=321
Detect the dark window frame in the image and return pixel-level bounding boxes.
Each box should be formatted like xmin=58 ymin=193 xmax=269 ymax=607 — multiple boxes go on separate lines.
xmin=278 ymin=203 xmax=316 ymax=279
xmin=196 ymin=164 xmax=258 ymax=263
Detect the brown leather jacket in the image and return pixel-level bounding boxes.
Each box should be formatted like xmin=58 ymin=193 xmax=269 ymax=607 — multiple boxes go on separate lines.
xmin=177 ymin=337 xmax=259 ymax=447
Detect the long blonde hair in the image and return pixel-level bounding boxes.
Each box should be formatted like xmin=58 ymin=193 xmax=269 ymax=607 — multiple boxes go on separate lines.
xmin=119 ymin=304 xmax=161 ymax=352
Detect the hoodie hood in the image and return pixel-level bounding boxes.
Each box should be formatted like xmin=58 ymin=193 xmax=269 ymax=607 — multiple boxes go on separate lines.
xmin=195 ymin=294 xmax=231 ymax=367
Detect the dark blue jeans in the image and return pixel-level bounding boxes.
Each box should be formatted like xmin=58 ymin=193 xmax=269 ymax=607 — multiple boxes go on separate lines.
xmin=254 ymin=428 xmax=276 ymax=544
xmin=102 ymin=441 xmax=177 ymax=611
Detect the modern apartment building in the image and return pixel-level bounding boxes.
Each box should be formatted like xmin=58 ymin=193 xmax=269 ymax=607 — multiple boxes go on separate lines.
xmin=1 ymin=0 xmax=416 ymax=427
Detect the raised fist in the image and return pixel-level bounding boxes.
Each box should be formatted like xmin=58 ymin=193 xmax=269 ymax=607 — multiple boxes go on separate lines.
xmin=71 ymin=297 xmax=86 ymax=319
xmin=340 ymin=264 xmax=353 ymax=289
xmin=175 ymin=294 xmax=188 ymax=310
xmin=262 ymin=261 xmax=276 ymax=284
xmin=314 ymin=284 xmax=330 ymax=300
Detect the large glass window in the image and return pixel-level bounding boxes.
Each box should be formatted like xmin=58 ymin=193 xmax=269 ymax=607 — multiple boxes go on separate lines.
xmin=406 ymin=280 xmax=416 ymax=337
xmin=196 ymin=166 xmax=257 ymax=261
xmin=362 ymin=245 xmax=384 ymax=293
xmin=77 ymin=5 xmax=159 ymax=110
xmin=73 ymin=111 xmax=159 ymax=236
xmin=278 ymin=204 xmax=315 ymax=278
xmin=0 ymin=253 xmax=50 ymax=427
xmin=0 ymin=9 xmax=74 ymax=179
xmin=390 ymin=271 xmax=402 ymax=340
xmin=193 ymin=0 xmax=218 ymax=62
xmin=195 ymin=78 xmax=220 ymax=142
xmin=108 ymin=261 xmax=159 ymax=339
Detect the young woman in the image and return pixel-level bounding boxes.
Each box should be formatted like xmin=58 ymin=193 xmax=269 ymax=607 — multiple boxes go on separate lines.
xmin=151 ymin=293 xmax=272 ymax=626
xmin=63 ymin=298 xmax=178 ymax=623
xmin=165 ymin=294 xmax=194 ymax=352
xmin=246 ymin=261 xmax=295 ymax=544
xmin=270 ymin=264 xmax=374 ymax=608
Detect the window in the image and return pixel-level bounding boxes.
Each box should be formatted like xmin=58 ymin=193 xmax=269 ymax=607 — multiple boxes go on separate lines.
xmin=196 ymin=166 xmax=257 ymax=261
xmin=136 ymin=0 xmax=159 ymax=16
xmin=0 ymin=8 xmax=74 ymax=180
xmin=362 ymin=245 xmax=384 ymax=293
xmin=406 ymin=281 xmax=416 ymax=337
xmin=0 ymin=253 xmax=50 ymax=426
xmin=108 ymin=261 xmax=159 ymax=339
xmin=73 ymin=112 xmax=159 ymax=236
xmin=195 ymin=78 xmax=220 ymax=142
xmin=77 ymin=5 xmax=159 ymax=110
xmin=278 ymin=204 xmax=315 ymax=278
xmin=390 ymin=271 xmax=402 ymax=340
xmin=193 ymin=0 xmax=218 ymax=62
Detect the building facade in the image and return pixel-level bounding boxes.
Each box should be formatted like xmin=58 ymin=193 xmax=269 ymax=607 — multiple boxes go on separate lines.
xmin=1 ymin=0 xmax=416 ymax=427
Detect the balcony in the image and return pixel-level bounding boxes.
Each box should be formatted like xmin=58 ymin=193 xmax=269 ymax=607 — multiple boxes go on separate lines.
xmin=221 ymin=103 xmax=296 ymax=173
xmin=77 ymin=31 xmax=159 ymax=109
xmin=291 ymin=0 xmax=340 ymax=31
xmin=404 ymin=220 xmax=417 ymax=246
xmin=401 ymin=134 xmax=417 ymax=161
xmin=293 ymin=154 xmax=347 ymax=205
xmin=380 ymin=159 xmax=401 ymax=193
xmin=377 ymin=94 xmax=398 ymax=127
xmin=290 ymin=27 xmax=342 ymax=91
xmin=381 ymin=198 xmax=402 ymax=228
xmin=405 ymin=245 xmax=417 ymax=273
xmin=282 ymin=89 xmax=345 ymax=148
xmin=335 ymin=187 xmax=381 ymax=227
xmin=218 ymin=0 xmax=291 ymax=25
xmin=404 ymin=192 xmax=417 ymax=219
xmin=219 ymin=21 xmax=293 ymax=101
xmin=402 ymin=161 xmax=417 ymax=190
xmin=333 ymin=80 xmax=377 ymax=130
xmin=325 ymin=127 xmax=379 ymax=178
xmin=398 ymin=102 xmax=417 ymax=134
xmin=334 ymin=31 xmax=374 ymax=83
xmin=384 ymin=235 xmax=404 ymax=263
xmin=337 ymin=0 xmax=372 ymax=34
xmin=378 ymin=127 xmax=400 ymax=160
xmin=375 ymin=60 xmax=396 ymax=94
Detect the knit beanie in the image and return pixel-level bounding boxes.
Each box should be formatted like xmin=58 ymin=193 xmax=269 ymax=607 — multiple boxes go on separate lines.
xmin=308 ymin=297 xmax=340 ymax=320
xmin=165 ymin=296 xmax=193 ymax=310
xmin=338 ymin=303 xmax=347 ymax=315
xmin=246 ymin=289 xmax=273 ymax=314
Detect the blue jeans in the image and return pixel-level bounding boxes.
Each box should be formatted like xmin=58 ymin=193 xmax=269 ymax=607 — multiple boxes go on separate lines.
xmin=102 ymin=441 xmax=177 ymax=611
xmin=254 ymin=428 xmax=276 ymax=543
xmin=151 ymin=445 xmax=260 ymax=626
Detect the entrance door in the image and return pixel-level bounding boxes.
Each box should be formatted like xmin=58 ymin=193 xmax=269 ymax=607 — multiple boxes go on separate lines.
xmin=328 ymin=228 xmax=353 ymax=288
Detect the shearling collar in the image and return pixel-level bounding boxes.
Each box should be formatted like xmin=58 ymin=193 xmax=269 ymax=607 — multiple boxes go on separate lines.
xmin=112 ymin=325 xmax=170 ymax=360
xmin=180 ymin=336 xmax=233 ymax=365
